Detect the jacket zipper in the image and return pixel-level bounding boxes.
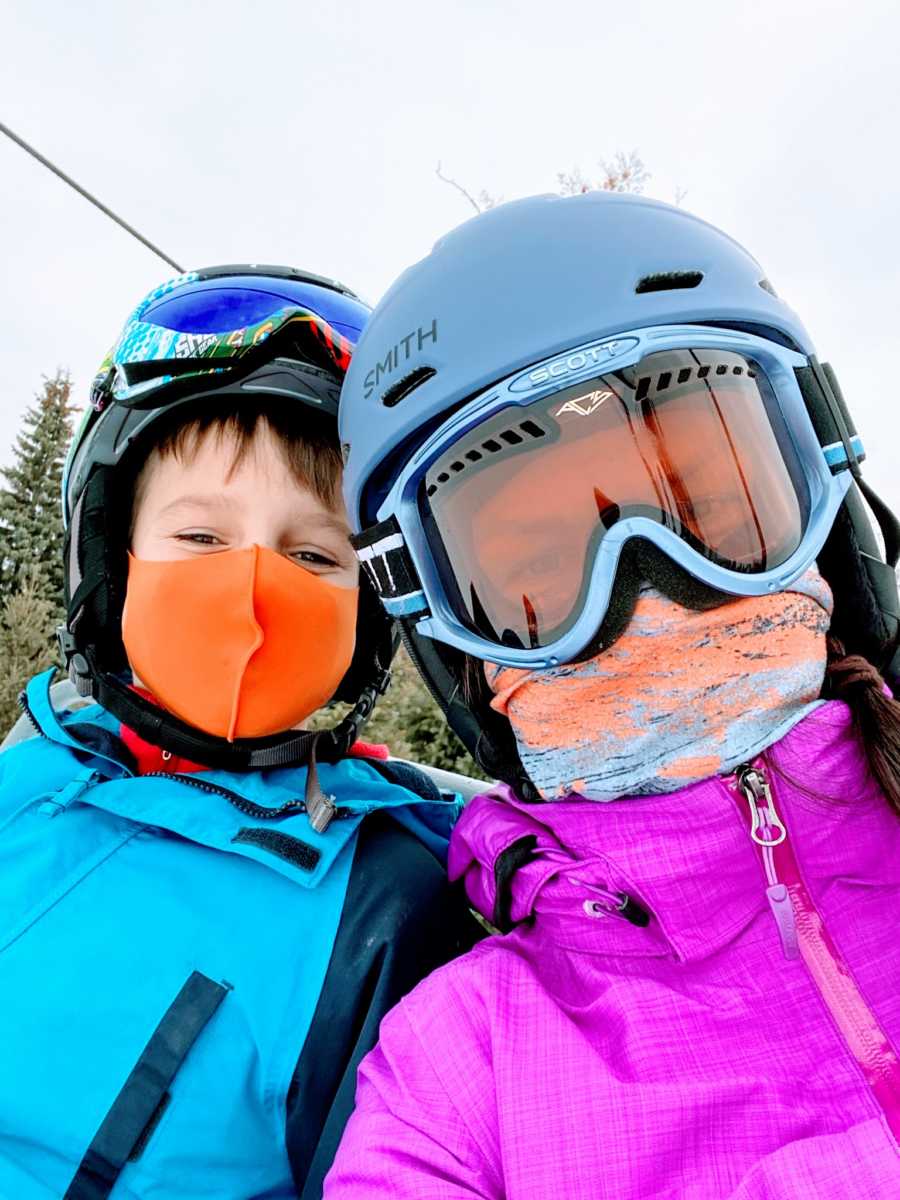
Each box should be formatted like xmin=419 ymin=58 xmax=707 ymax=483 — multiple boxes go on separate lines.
xmin=18 ymin=691 xmax=350 ymax=825
xmin=736 ymin=765 xmax=799 ymax=960
xmin=141 ymin=771 xmax=353 ymax=823
xmin=736 ymin=758 xmax=900 ymax=1138
xmin=17 ymin=689 xmax=45 ymax=739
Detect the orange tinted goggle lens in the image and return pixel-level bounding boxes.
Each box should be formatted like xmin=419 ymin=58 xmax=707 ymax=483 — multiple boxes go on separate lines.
xmin=423 ymin=349 xmax=808 ymax=650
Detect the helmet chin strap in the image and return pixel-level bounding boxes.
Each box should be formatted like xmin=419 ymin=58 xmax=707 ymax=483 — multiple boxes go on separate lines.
xmin=59 ymin=644 xmax=389 ymax=833
xmin=57 ymin=638 xmax=394 ymax=785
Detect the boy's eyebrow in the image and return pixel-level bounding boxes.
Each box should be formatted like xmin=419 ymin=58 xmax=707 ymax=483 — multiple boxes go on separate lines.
xmin=155 ymin=493 xmax=351 ymax=534
xmin=298 ymin=510 xmax=355 ymax=537
xmin=155 ymin=493 xmax=239 ymax=518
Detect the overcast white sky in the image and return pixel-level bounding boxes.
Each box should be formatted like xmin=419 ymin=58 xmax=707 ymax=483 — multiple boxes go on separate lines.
xmin=1 ymin=0 xmax=898 ymax=513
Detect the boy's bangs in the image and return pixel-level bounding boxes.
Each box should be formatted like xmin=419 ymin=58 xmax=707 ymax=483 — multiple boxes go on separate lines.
xmin=136 ymin=399 xmax=343 ymax=516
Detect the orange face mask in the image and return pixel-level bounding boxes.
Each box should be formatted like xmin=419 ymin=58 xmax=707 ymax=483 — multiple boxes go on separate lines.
xmin=122 ymin=545 xmax=358 ymax=741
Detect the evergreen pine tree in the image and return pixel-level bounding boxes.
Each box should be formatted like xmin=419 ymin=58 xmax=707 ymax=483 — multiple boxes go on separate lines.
xmin=310 ymin=647 xmax=488 ymax=779
xmin=0 ymin=371 xmax=75 ymax=612
xmin=0 ymin=566 xmax=59 ymax=735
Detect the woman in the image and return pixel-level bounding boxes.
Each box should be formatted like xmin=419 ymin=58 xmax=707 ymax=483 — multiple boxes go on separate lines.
xmin=326 ymin=193 xmax=900 ymax=1197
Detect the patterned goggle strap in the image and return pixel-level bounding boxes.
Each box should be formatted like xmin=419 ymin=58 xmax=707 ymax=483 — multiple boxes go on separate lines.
xmin=796 ymin=358 xmax=865 ymax=476
xmin=351 ymin=517 xmax=430 ymax=618
xmin=307 ymin=316 xmax=352 ymax=374
xmin=90 ymin=308 xmax=353 ymax=411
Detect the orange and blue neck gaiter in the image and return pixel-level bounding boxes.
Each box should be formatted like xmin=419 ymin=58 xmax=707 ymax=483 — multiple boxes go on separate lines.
xmin=487 ymin=568 xmax=833 ymax=802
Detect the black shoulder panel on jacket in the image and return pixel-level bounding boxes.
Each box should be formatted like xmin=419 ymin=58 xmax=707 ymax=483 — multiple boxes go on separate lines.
xmin=287 ymin=809 xmax=480 ymax=1199
xmin=67 ymin=721 xmax=137 ymax=772
xmin=359 ymin=756 xmax=444 ymax=804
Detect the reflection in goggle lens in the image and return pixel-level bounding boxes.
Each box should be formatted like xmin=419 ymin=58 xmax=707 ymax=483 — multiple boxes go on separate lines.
xmin=423 ymin=349 xmax=808 ymax=650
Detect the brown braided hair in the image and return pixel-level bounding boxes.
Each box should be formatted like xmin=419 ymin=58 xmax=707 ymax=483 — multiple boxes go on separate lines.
xmin=822 ymin=636 xmax=900 ymax=812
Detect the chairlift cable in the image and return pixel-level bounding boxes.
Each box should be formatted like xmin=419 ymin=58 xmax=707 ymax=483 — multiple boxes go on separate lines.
xmin=0 ymin=120 xmax=184 ymax=273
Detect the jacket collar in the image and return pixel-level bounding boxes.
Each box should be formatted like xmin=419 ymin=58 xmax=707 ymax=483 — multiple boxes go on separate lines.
xmin=20 ymin=670 xmax=461 ymax=890
xmin=449 ymin=702 xmax=877 ymax=962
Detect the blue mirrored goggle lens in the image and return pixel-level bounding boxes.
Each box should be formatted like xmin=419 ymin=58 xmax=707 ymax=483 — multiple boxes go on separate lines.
xmin=144 ymin=286 xmax=303 ymax=333
xmin=142 ymin=276 xmax=366 ymax=340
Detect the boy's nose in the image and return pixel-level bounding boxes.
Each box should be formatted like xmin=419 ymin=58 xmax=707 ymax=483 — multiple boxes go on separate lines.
xmin=238 ymin=524 xmax=284 ymax=554
xmin=244 ymin=536 xmax=278 ymax=552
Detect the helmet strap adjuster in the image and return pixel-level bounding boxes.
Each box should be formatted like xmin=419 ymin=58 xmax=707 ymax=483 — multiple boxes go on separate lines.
xmin=352 ymin=517 xmax=430 ymax=619
xmin=56 ymin=625 xmax=94 ymax=698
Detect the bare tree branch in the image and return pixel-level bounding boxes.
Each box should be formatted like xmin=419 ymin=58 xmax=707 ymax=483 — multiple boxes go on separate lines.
xmin=557 ymin=167 xmax=591 ymax=196
xmin=438 ymin=150 xmax=652 ymax=215
xmin=598 ymin=150 xmax=650 ymax=195
xmin=558 ymin=152 xmax=650 ymax=198
xmin=435 ymin=162 xmax=484 ymax=214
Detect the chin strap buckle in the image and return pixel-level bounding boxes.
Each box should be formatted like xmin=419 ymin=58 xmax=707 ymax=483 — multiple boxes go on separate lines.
xmin=374 ymin=661 xmax=393 ymax=697
xmin=306 ymin=788 xmax=338 ymax=835
xmin=351 ymin=660 xmax=394 ymax=732
xmin=304 ymin=733 xmax=339 ymax=834
xmin=56 ymin=625 xmax=94 ymax=698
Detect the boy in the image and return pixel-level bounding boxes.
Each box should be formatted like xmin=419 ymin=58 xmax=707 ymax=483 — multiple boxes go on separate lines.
xmin=0 ymin=266 xmax=473 ymax=1199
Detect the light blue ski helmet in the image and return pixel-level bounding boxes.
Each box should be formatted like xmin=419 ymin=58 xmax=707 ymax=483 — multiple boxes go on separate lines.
xmin=341 ymin=191 xmax=815 ymax=529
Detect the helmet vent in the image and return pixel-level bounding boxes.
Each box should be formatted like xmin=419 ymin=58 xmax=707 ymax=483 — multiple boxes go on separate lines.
xmin=425 ymin=419 xmax=547 ymax=497
xmin=635 ymin=271 xmax=703 ymax=294
xmin=382 ymin=367 xmax=437 ymax=408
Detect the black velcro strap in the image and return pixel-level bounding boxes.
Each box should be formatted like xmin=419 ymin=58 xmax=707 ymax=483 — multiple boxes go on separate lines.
xmin=351 ymin=517 xmax=429 ymax=617
xmin=232 ymin=827 xmax=321 ymax=870
xmin=64 ymin=972 xmax=230 ymax=1200
xmin=492 ymin=834 xmax=539 ymax=932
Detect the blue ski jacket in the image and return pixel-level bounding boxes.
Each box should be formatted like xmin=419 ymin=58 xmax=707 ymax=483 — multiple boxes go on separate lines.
xmin=0 ymin=670 xmax=469 ymax=1199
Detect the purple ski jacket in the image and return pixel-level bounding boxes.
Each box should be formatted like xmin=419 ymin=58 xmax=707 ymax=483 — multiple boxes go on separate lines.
xmin=325 ymin=701 xmax=900 ymax=1198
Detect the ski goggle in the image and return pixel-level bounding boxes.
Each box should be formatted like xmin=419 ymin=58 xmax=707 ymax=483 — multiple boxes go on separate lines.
xmin=64 ymin=268 xmax=369 ymax=527
xmin=90 ymin=270 xmax=363 ymax=409
xmin=353 ymin=325 xmax=863 ymax=668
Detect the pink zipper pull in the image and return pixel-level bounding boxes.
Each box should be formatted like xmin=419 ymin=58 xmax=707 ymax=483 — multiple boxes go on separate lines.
xmin=737 ymin=764 xmax=799 ymax=961
xmin=765 ymin=883 xmax=799 ymax=959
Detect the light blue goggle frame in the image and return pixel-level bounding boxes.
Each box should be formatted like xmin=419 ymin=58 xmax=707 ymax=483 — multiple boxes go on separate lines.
xmin=371 ymin=323 xmax=861 ymax=669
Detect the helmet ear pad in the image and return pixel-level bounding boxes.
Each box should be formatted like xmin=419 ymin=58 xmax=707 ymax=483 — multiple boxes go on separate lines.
xmin=818 ymin=485 xmax=900 ymax=674
xmin=401 ymin=619 xmax=540 ymax=800
xmin=65 ymin=465 xmax=131 ymax=678
xmin=332 ymin=574 xmax=395 ymax=704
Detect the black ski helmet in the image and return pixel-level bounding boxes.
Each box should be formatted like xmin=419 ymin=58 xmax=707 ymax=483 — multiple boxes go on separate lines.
xmin=60 ymin=264 xmax=395 ymax=772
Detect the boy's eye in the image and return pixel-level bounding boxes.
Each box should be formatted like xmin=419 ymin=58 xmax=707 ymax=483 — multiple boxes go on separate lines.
xmin=175 ymin=532 xmax=221 ymax=547
xmin=292 ymin=549 xmax=340 ymax=570
xmin=166 ymin=533 xmax=353 ymax=575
